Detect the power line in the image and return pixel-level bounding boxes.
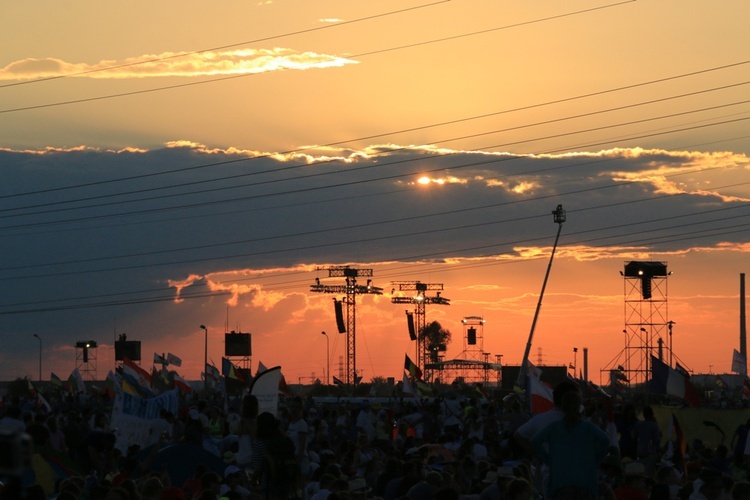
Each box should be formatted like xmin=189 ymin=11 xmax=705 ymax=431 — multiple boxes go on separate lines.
xmin=3 ymin=58 xmax=748 ymax=203
xmin=0 ymin=1 xmax=451 ymax=88
xmin=3 ymin=95 xmax=749 ymax=224
xmin=0 ymin=1 xmax=637 ymax=115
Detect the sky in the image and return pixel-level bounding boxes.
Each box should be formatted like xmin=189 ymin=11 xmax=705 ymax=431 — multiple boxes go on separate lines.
xmin=0 ymin=0 xmax=748 ymax=388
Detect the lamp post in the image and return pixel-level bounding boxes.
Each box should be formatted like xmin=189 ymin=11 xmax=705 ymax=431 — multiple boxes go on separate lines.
xmin=33 ymin=334 xmax=41 ymax=382
xmin=200 ymin=325 xmax=208 ymax=389
xmin=321 ymin=331 xmax=329 ymax=386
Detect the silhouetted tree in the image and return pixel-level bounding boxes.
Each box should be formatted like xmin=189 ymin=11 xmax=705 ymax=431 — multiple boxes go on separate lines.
xmin=420 ymin=321 xmax=452 ymax=361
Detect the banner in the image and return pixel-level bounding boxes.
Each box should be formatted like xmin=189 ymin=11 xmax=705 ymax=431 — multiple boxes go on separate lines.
xmin=250 ymin=366 xmax=282 ymax=417
xmin=110 ymin=388 xmax=180 ymax=453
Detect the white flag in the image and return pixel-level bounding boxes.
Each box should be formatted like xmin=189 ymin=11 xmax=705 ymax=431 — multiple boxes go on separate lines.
xmin=733 ymin=349 xmax=747 ymax=374
xmin=167 ymin=353 xmax=182 ymax=367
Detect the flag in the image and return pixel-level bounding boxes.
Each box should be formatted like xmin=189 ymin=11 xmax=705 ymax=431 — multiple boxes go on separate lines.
xmin=733 ymin=349 xmax=747 ymax=374
xmin=173 ymin=374 xmax=192 ymax=393
xmin=68 ymin=368 xmax=86 ymax=394
xmin=667 ymin=413 xmax=687 ymax=475
xmin=154 ymin=353 xmax=167 ymax=365
xmin=205 ymin=363 xmax=221 ymax=383
xmin=167 ymin=353 xmax=182 ymax=367
xmin=404 ymin=354 xmax=422 ymax=380
xmin=119 ymin=370 xmax=155 ymax=398
xmin=650 ymin=356 xmax=700 ymax=407
xmin=122 ymin=357 xmax=152 ymax=389
xmin=415 ymin=379 xmax=432 ymax=397
xmin=402 ymin=373 xmax=416 ymax=397
xmin=332 ymin=376 xmax=346 ymax=387
xmin=674 ymin=362 xmax=690 ymax=378
xmin=714 ymin=375 xmax=729 ymax=389
xmin=28 ymin=380 xmax=52 ymax=413
xmin=50 ymin=372 xmax=63 ymax=387
xmin=222 ymin=357 xmax=244 ymax=382
xmin=529 ymin=376 xmax=554 ymax=414
xmin=103 ymin=370 xmax=118 ymax=398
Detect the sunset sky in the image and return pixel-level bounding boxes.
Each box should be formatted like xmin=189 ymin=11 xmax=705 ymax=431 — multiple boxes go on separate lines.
xmin=1 ymin=0 xmax=748 ymax=387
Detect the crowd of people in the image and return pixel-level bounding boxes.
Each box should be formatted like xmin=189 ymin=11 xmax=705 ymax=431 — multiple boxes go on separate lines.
xmin=2 ymin=380 xmax=750 ymax=500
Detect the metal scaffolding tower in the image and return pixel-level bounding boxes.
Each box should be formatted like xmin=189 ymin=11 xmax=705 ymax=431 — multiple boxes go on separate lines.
xmin=603 ymin=261 xmax=680 ymax=387
xmin=75 ymin=340 xmax=98 ymax=381
xmin=391 ymin=281 xmax=450 ymax=372
xmin=311 ymin=266 xmax=383 ymax=386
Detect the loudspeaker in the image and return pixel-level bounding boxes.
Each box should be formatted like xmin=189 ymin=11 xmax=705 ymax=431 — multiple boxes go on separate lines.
xmin=225 ymin=333 xmax=252 ymax=356
xmin=334 ymin=300 xmax=346 ymax=333
xmin=406 ymin=311 xmax=416 ymax=341
xmin=115 ymin=340 xmax=141 ymax=361
xmin=467 ymin=327 xmax=476 ymax=345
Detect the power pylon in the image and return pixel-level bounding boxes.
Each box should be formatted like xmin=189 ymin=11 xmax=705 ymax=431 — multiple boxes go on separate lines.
xmin=311 ymin=266 xmax=383 ymax=386
xmin=391 ymin=281 xmax=450 ymax=372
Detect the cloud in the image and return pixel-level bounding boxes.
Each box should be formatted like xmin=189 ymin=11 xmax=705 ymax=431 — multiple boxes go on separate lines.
xmin=0 ymin=49 xmax=358 ymax=80
xmin=1 ymin=142 xmax=747 ymax=381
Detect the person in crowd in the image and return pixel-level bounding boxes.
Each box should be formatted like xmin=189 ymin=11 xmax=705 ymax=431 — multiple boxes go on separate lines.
xmin=633 ymin=406 xmax=662 ymax=474
xmin=532 ymin=387 xmax=610 ymax=499
xmin=252 ymin=411 xmax=299 ymax=499
xmin=613 ymin=462 xmax=650 ymax=500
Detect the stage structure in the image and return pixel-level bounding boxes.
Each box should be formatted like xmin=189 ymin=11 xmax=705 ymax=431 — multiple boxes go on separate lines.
xmin=225 ymin=331 xmax=252 ymax=381
xmin=311 ymin=266 xmax=383 ymax=386
xmin=391 ymin=281 xmax=450 ymax=373
xmin=424 ymin=316 xmax=501 ymax=385
xmin=75 ymin=340 xmax=98 ymax=381
xmin=603 ymin=261 xmax=686 ymax=387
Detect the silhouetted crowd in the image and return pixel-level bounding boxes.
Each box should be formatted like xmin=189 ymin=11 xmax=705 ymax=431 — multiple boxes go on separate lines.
xmin=3 ymin=381 xmax=750 ymax=500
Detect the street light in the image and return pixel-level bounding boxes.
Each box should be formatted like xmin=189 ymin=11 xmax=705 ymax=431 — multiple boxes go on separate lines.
xmin=321 ymin=331 xmax=329 ymax=386
xmin=33 ymin=334 xmax=41 ymax=382
xmin=200 ymin=325 xmax=208 ymax=389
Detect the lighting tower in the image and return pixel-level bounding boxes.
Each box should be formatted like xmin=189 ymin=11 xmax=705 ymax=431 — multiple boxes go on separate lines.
xmin=75 ymin=340 xmax=98 ymax=381
xmin=621 ymin=261 xmax=672 ymax=386
xmin=311 ymin=266 xmax=383 ymax=385
xmin=391 ymin=281 xmax=450 ymax=371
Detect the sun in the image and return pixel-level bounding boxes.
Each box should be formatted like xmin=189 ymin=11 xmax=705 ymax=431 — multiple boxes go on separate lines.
xmin=417 ymin=176 xmax=445 ymax=185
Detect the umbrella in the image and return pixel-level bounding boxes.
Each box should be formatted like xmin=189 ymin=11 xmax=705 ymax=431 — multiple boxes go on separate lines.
xmin=136 ymin=443 xmax=227 ymax=486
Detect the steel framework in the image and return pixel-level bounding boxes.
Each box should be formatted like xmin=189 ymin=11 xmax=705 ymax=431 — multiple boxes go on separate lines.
xmin=602 ymin=261 xmax=680 ymax=387
xmin=75 ymin=340 xmax=98 ymax=381
xmin=391 ymin=281 xmax=450 ymax=374
xmin=311 ymin=266 xmax=383 ymax=385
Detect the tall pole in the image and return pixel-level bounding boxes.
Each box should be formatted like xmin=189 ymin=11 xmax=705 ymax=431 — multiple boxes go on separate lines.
xmin=200 ymin=325 xmax=208 ymax=389
xmin=33 ymin=334 xmax=41 ymax=382
xmin=516 ymin=205 xmax=566 ymax=391
xmin=322 ymin=331 xmax=330 ymax=385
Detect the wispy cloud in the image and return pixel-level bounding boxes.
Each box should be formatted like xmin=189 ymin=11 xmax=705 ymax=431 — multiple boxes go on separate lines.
xmin=0 ymin=48 xmax=358 ymax=80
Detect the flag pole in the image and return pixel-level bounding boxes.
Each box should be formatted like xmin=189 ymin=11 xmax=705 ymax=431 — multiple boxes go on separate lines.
xmin=515 ymin=205 xmax=566 ymax=394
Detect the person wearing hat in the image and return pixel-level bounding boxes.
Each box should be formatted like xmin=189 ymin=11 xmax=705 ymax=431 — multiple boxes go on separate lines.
xmin=479 ymin=466 xmax=516 ymax=500
xmin=613 ymin=462 xmax=649 ymax=500
xmin=220 ymin=465 xmax=252 ymax=499
xmin=347 ymin=476 xmax=372 ymax=499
